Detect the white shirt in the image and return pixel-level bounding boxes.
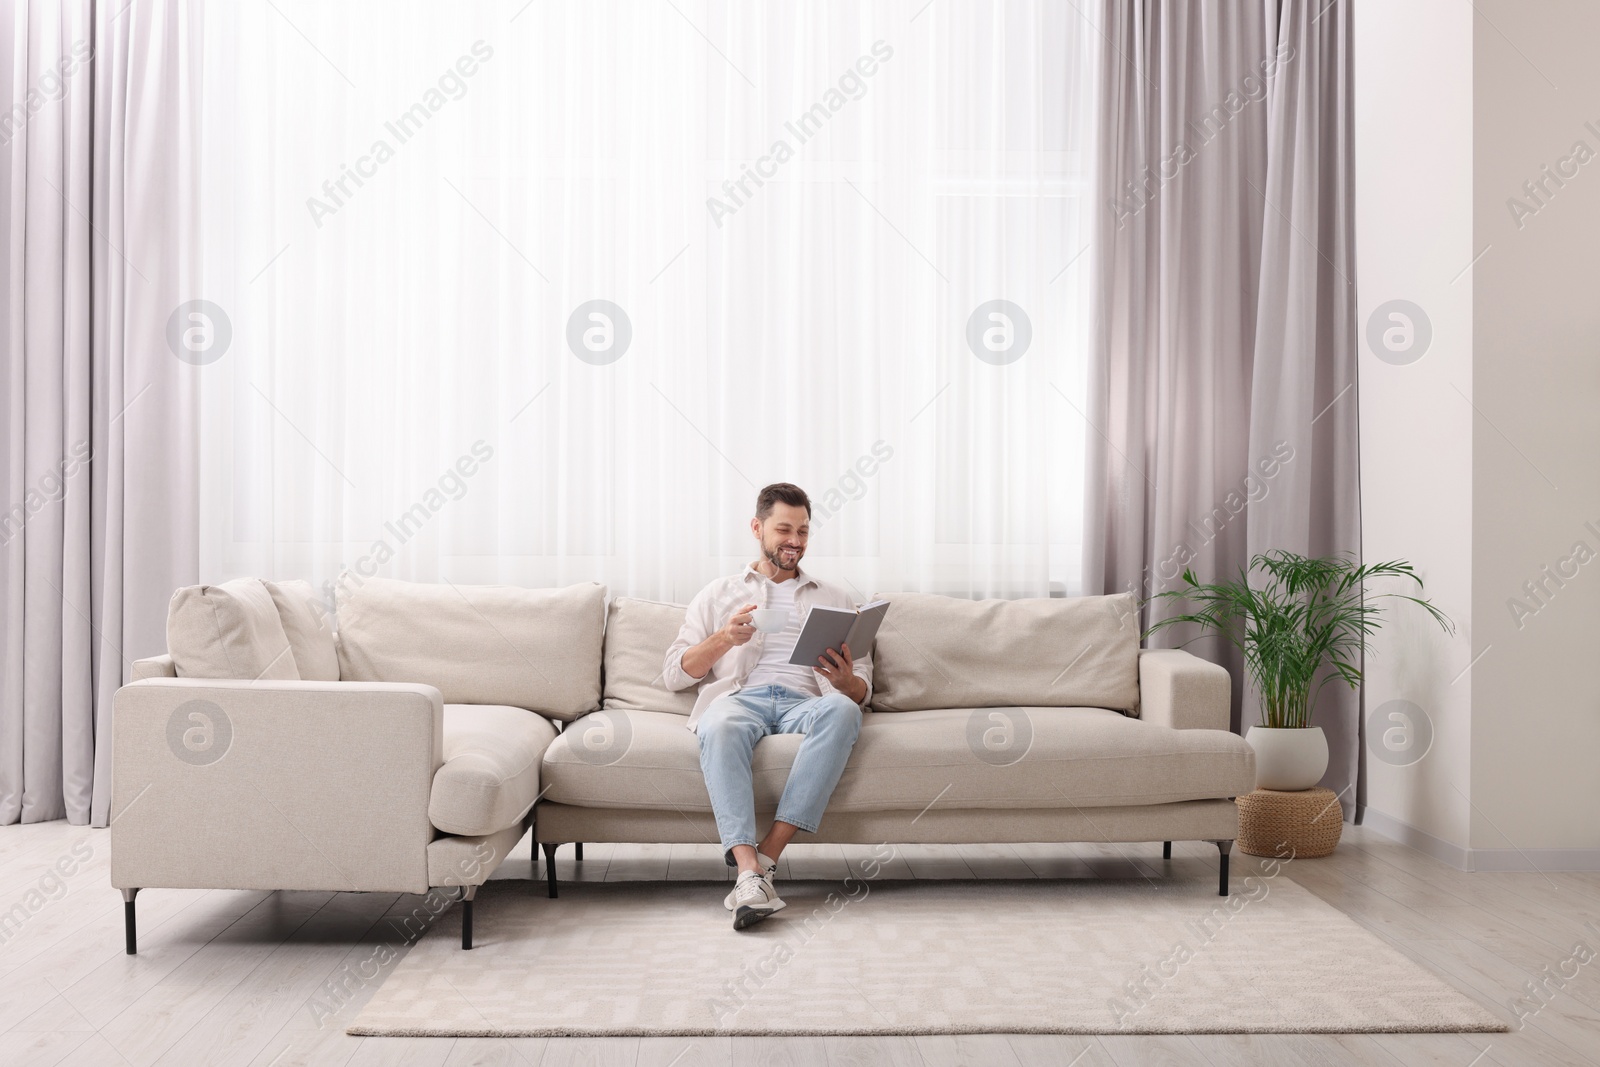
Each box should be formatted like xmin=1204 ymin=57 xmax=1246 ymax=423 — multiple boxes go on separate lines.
xmin=743 ymin=576 xmax=822 ymax=695
xmin=662 ymin=563 xmax=874 ymax=731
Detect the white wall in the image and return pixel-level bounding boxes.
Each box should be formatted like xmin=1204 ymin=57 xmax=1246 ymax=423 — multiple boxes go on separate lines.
xmin=1470 ymin=0 xmax=1600 ymax=858
xmin=1353 ymin=0 xmax=1476 ymax=855
xmin=1356 ymin=0 xmax=1600 ymax=867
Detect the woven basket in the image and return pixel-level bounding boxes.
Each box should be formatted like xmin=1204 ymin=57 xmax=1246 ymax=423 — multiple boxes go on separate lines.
xmin=1236 ymin=787 xmax=1343 ymax=858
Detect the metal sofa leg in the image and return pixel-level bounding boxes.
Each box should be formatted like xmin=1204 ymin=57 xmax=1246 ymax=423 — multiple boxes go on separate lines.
xmin=1162 ymin=841 xmax=1172 ymax=860
xmin=122 ymin=889 xmax=140 ymax=955
xmin=461 ymin=885 xmax=478 ymax=950
xmin=575 ymin=842 xmax=583 ymax=862
xmin=1213 ymin=839 xmax=1233 ymax=896
xmin=542 ymin=842 xmax=559 ymax=898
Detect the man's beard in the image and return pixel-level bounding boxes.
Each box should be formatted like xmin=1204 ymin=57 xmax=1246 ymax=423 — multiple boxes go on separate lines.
xmin=764 ymin=542 xmax=803 ymax=572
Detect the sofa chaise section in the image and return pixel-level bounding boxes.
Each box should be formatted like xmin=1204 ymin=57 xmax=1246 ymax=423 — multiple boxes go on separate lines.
xmin=111 ymin=576 xmax=604 ymax=951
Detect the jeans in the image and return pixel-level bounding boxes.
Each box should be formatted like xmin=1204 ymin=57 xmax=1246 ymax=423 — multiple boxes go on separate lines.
xmin=697 ymin=683 xmax=863 ymax=864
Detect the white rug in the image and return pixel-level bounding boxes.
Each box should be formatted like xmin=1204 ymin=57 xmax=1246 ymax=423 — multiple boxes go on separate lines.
xmin=348 ymin=876 xmax=1506 ymax=1037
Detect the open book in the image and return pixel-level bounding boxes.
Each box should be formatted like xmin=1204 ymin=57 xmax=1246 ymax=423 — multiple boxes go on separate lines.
xmin=787 ymin=600 xmax=890 ymax=667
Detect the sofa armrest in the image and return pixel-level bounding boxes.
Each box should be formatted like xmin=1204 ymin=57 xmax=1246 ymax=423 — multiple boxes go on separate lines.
xmin=111 ymin=678 xmax=444 ymax=894
xmin=1138 ymin=649 xmax=1231 ymax=732
xmin=131 ymin=654 xmax=177 ymax=680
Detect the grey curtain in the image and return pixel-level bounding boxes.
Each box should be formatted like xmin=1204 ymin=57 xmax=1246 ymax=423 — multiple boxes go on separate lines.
xmin=1 ymin=0 xmax=199 ymax=827
xmin=1084 ymin=0 xmax=1361 ymax=816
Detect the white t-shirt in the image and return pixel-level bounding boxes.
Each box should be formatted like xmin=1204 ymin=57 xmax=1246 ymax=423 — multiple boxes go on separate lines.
xmin=743 ymin=577 xmax=822 ymax=695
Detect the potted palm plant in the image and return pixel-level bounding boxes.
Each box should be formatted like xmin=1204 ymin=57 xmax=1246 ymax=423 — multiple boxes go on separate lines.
xmin=1145 ymin=551 xmax=1452 ymax=791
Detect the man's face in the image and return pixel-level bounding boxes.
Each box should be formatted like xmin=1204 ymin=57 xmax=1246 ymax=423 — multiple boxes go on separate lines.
xmin=755 ymin=503 xmax=809 ymax=573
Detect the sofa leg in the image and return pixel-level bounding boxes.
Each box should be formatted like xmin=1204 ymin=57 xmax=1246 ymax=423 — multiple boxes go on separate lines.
xmin=1213 ymin=839 xmax=1233 ymax=896
xmin=542 ymin=842 xmax=559 ymax=899
xmin=574 ymin=842 xmax=583 ymax=862
xmin=122 ymin=889 xmax=140 ymax=955
xmin=460 ymin=885 xmax=478 ymax=950
xmin=1162 ymin=841 xmax=1172 ymax=860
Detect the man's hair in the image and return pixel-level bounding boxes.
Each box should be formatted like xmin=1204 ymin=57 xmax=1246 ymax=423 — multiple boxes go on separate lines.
xmin=756 ymin=482 xmax=811 ymax=520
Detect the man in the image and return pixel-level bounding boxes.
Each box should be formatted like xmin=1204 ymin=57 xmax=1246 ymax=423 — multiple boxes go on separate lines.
xmin=662 ymin=483 xmax=870 ymax=930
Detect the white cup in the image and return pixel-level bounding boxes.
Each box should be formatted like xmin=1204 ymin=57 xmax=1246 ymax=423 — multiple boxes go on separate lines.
xmin=750 ymin=608 xmax=789 ymax=633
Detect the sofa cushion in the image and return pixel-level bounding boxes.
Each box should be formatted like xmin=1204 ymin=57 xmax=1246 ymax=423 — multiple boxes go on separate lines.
xmin=867 ymin=591 xmax=1141 ymax=713
xmin=167 ymin=578 xmax=299 ymax=680
xmin=264 ymin=579 xmax=340 ymax=681
xmin=602 ymin=597 xmax=698 ymax=716
xmin=540 ymin=706 xmax=1254 ymax=813
xmin=335 ymin=576 xmax=606 ymax=720
xmin=430 ymin=704 xmax=559 ymax=836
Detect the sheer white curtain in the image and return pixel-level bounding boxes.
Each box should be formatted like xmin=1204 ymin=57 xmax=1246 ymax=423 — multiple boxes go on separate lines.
xmin=193 ymin=0 xmax=1099 ymax=604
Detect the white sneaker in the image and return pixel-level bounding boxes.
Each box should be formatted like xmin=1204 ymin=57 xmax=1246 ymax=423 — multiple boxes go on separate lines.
xmin=723 ymin=852 xmax=778 ymax=911
xmin=730 ymin=869 xmax=786 ymax=930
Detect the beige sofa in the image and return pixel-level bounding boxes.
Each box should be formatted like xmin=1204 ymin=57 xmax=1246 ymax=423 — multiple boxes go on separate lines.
xmin=112 ymin=576 xmax=603 ymax=952
xmin=112 ymin=576 xmax=1253 ymax=954
xmin=536 ymin=591 xmax=1252 ymax=899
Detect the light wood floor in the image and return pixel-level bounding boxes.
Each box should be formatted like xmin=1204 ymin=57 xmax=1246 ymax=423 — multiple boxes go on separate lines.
xmin=0 ymin=821 xmax=1596 ymax=1066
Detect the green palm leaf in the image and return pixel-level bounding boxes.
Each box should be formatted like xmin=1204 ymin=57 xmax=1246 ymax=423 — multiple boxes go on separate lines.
xmin=1144 ymin=552 xmax=1453 ymax=729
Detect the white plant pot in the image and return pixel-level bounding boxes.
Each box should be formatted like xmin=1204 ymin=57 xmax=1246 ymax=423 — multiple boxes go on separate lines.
xmin=1246 ymin=726 xmax=1329 ymax=791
